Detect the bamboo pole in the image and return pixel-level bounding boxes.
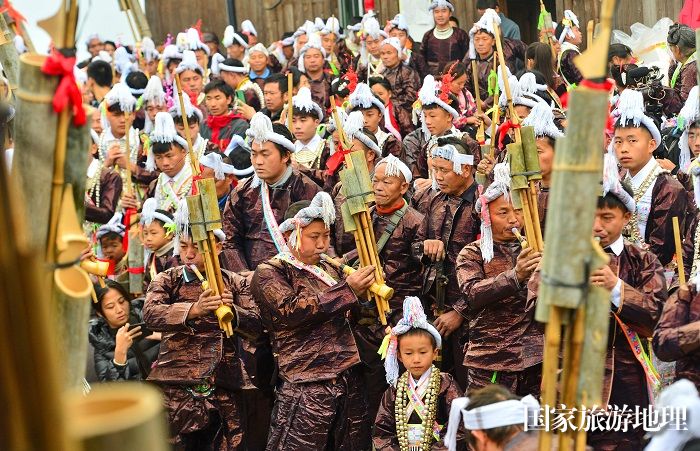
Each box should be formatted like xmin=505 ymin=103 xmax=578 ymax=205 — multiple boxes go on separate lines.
xmin=673 ymin=216 xmax=686 ymax=285
xmin=287 ymin=72 xmax=293 ymax=130
xmin=0 ymin=12 xmax=18 ymax=96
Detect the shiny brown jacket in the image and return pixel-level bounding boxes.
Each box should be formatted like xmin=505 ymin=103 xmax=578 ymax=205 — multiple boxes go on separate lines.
xmin=143 ymin=266 xmax=263 ymax=390
xmin=251 ymin=257 xmax=362 ymax=383
xmin=402 ymin=129 xmax=480 ymax=180
xmin=221 ymin=169 xmax=321 ymax=272
xmin=85 ymin=168 xmax=123 ymax=224
xmin=381 ymin=63 xmax=421 ymax=112
xmin=642 ymin=173 xmax=689 ymax=267
xmin=456 ymin=240 xmax=544 ymax=371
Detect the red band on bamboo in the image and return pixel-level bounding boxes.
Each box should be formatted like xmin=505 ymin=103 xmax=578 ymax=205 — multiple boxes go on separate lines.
xmin=40 ymin=50 xmax=87 ymax=126
xmin=580 ymin=79 xmax=614 ymax=91
xmin=325 ymin=145 xmax=352 ymax=175
xmin=127 ymin=266 xmax=145 ymax=274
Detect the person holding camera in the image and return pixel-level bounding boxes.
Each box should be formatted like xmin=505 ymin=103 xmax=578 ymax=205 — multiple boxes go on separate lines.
xmin=88 ymin=280 xmax=161 ymax=381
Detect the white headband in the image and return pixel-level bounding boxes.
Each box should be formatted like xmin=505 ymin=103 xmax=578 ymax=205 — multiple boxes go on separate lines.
xmin=344 ymin=111 xmax=381 ymax=156
xmin=381 ymin=37 xmax=403 ymax=56
xmin=431 ymin=144 xmax=474 ymax=174
xmin=246 ymin=112 xmax=296 ymax=153
xmin=522 ymin=101 xmax=564 ymax=139
xmin=293 ymin=87 xmax=325 ymax=120
xmin=558 ymin=10 xmax=580 ymax=43
xmin=141 ymin=198 xmax=175 ymax=227
xmin=613 ymin=88 xmax=661 ymax=146
xmin=429 ymin=0 xmax=455 ymax=11
xmin=175 ymin=50 xmax=205 ymax=75
xmin=349 ymin=82 xmax=385 ymax=114
xmin=97 ymin=213 xmax=126 ymax=239
xmin=468 ymin=9 xmax=500 ymax=59
xmin=104 ymin=82 xmax=136 ymax=113
xmin=376 ymin=154 xmax=412 ymax=183
xmin=223 ymin=25 xmax=249 ymax=48
xmin=602 ymin=153 xmax=636 ymax=213
xmin=475 ymin=163 xmax=511 ymax=263
xmin=199 ymin=152 xmax=238 ymax=180
xmin=148 ymin=112 xmax=188 ymax=171
xmin=278 ymin=191 xmax=335 ymax=249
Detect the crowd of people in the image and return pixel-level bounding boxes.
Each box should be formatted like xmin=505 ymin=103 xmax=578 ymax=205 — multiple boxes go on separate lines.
xmin=28 ymin=0 xmax=700 ymax=449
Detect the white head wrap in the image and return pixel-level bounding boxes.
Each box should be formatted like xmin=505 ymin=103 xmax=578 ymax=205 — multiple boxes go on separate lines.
xmin=602 ymin=153 xmax=636 ymax=213
xmin=381 ymin=37 xmax=403 ymax=56
xmin=390 ymin=14 xmax=410 ymax=32
xmin=293 ymin=86 xmax=325 ymax=120
xmin=349 ymin=82 xmax=385 ymax=114
xmin=468 ymin=8 xmax=500 ymax=59
xmin=199 ymin=152 xmax=238 ymax=180
xmin=444 ymin=394 xmax=541 ymax=451
xmin=246 ymin=112 xmax=296 ymax=153
xmin=114 ymin=46 xmax=136 ymax=81
xmin=475 ymin=162 xmax=511 ymax=262
xmin=321 ymin=16 xmax=344 ymax=39
xmin=147 ymin=112 xmax=188 ymax=171
xmin=429 ymin=0 xmax=455 ymax=11
xmin=161 ymin=44 xmax=183 ymax=67
xmin=299 ymin=33 xmax=327 ymax=73
xmin=248 ymin=43 xmax=269 ymax=58
xmin=376 ymin=154 xmax=412 ymax=183
xmin=223 ymin=25 xmax=249 ymax=48
xmin=140 ymin=37 xmax=160 ymax=62
xmin=431 ymin=143 xmax=474 ymax=175
xmin=184 ymin=28 xmax=210 ymax=55
xmin=645 ymin=379 xmax=700 ymax=451
xmin=97 ymin=213 xmax=126 ymax=239
xmin=176 ymin=50 xmax=205 ymax=75
xmin=613 ymin=88 xmax=662 ymax=147
xmin=140 ymin=198 xmax=175 ymax=227
xmin=142 ymin=75 xmax=166 ymax=106
xmin=241 ymin=19 xmax=258 ymax=37
xmin=558 ymin=10 xmax=580 ymax=43
xmin=344 ymin=111 xmax=381 ymax=157
xmin=211 ymin=54 xmax=247 ymax=75
xmin=168 ymin=92 xmax=204 ymax=122
xmin=677 ymin=85 xmax=700 ymax=173
xmin=222 ymin=135 xmax=256 ymax=177
xmin=104 ymin=82 xmax=137 ymax=113
xmin=522 ymin=102 xmax=564 ymax=139
xmin=278 ymin=191 xmax=335 ymax=249
xmin=381 ymin=296 xmax=442 ymax=387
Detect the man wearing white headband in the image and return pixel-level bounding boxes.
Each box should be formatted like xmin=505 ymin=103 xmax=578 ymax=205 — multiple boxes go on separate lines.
xmin=139 ymin=197 xmax=178 ymax=290
xmin=579 ymin=156 xmax=667 ymax=450
xmin=444 ymin=385 xmax=540 ymax=451
xmin=222 ymin=25 xmax=249 ymax=60
xmin=247 ymin=43 xmax=276 ymax=88
xmin=420 ymin=0 xmax=469 ymax=76
xmin=373 ymin=296 xmax=464 ymax=449
xmin=212 ymin=56 xmax=265 ymax=112
xmin=291 ymin=86 xmax=326 ymax=175
xmin=144 ymin=196 xmax=262 ymax=450
xmin=418 ymin=136 xmax=479 ymax=388
xmin=387 ymin=13 xmax=425 ymax=74
xmin=299 ymin=33 xmax=333 ymax=113
xmin=613 ymin=89 xmax=688 ymax=267
xmin=221 ymin=113 xmax=321 ymax=272
xmin=356 ymin=16 xmax=388 ymax=81
xmin=141 ymin=75 xmax=169 ymax=134
xmin=148 ymin=112 xmax=193 ymax=212
xmin=320 ymin=16 xmax=352 ymax=76
xmin=176 ymin=50 xmax=206 ymax=107
xmin=379 ymin=37 xmax=421 ymax=117
xmin=250 ymin=192 xmax=377 ymax=449
xmin=169 ymin=92 xmax=212 ymax=161
xmin=555 ymin=9 xmax=583 ymax=89
xmin=456 ymin=162 xmax=544 ymax=395
xmin=348 ymin=83 xmax=402 ymax=158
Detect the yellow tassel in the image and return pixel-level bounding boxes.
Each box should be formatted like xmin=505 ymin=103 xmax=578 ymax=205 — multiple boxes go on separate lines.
xmin=377 ymin=332 xmax=392 ymax=359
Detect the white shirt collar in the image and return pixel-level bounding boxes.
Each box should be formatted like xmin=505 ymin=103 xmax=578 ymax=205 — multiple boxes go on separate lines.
xmin=607 ymin=235 xmax=624 ymax=256
xmin=161 ymin=162 xmax=191 ymax=184
xmin=629 ymin=158 xmax=658 ymax=188
xmin=294 ymin=133 xmax=322 ymax=152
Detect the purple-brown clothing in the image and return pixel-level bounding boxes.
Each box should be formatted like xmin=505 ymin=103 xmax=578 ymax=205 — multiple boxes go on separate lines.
xmin=85 ymin=167 xmax=123 ymax=224
xmin=456 ymin=240 xmax=544 ymax=372
xmin=381 ymin=63 xmax=421 ymax=112
xmin=558 ymin=46 xmax=582 ymax=87
xmin=463 ymin=41 xmax=527 ymax=109
xmin=308 ymin=71 xmax=333 ymax=117
xmin=668 ymin=59 xmax=699 ymax=105
xmin=642 ymin=173 xmax=689 ymax=266
xmin=420 ymin=28 xmax=470 ymax=76
xmin=653 ymin=283 xmax=700 ymax=391
xmin=372 ymin=371 xmax=465 ymax=451
xmin=402 ymin=129 xmax=480 ymax=180
xmin=221 ymin=169 xmax=321 ymax=272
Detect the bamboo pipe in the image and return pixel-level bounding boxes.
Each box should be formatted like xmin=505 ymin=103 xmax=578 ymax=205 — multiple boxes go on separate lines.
xmin=321 ymin=254 xmax=394 ymax=302
xmin=512 ymin=227 xmax=528 ymax=248
xmin=360 ymin=210 xmax=391 ymax=315
xmin=493 ymin=23 xmax=521 ymax=141
xmin=287 ymin=72 xmax=293 ymax=130
xmin=471 ymin=60 xmax=485 ymax=144
xmin=488 ymin=53 xmax=500 ymax=159
xmin=538 ymin=305 xmax=563 ymax=451
xmin=673 ymin=216 xmax=686 ymax=285
xmin=174 ymin=73 xmax=201 ymax=174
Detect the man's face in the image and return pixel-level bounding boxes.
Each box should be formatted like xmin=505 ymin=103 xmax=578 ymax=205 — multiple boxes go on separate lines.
xmin=433 ymin=157 xmax=470 ymax=196
xmin=264 ymin=82 xmax=285 ymax=112
xmin=145 ymin=102 xmax=168 ymax=122
xmin=536 ymin=137 xmax=555 ymax=179
xmin=251 ymin=140 xmax=290 ymax=183
xmin=303 ymin=48 xmax=325 ymax=74
xmin=292 ymin=115 xmax=320 ymax=142
xmin=295 ymin=34 xmax=309 ymax=54
xmin=389 ymin=29 xmax=409 ymax=48
xmin=175 ymin=119 xmax=200 ymax=140
xmin=194 ymin=49 xmax=209 ymax=73
xmin=372 ymin=163 xmax=408 ymax=208
xmin=180 ymin=69 xmax=204 ymax=96
xmin=688 ymin=125 xmax=700 ymax=157
xmin=200 ymin=166 xmax=234 ymax=198
xmin=107 ymin=110 xmax=126 ymax=137
xmin=154 ymin=144 xmax=187 ymax=177
xmin=91 ymin=108 xmax=103 ymax=136
xmin=593 ymin=205 xmax=631 ymax=248
xmin=321 ymin=33 xmax=337 ymax=54
xmin=293 ymin=219 xmax=330 ymax=265
xmin=87 ymin=38 xmax=104 ymax=57
xmin=380 ymin=44 xmax=400 ymax=68
xmin=361 ymin=108 xmax=382 ymax=133
xmin=249 ymin=51 xmax=268 ymax=73
xmin=371 ymin=83 xmax=391 ymax=105
xmin=100 ymin=236 xmax=125 ymax=263
xmin=365 ymin=36 xmax=383 ymax=58
xmin=179 ymin=236 xmax=205 ymax=271
xmin=227 ymin=43 xmax=246 ymax=60
xmin=488 ymin=195 xmax=523 ymax=242
xmin=205 ymin=88 xmax=232 ymax=116
xmin=433 ymin=7 xmax=451 ymax=27
xmin=567 ymin=27 xmax=583 ymax=46
xmin=283 ymin=44 xmax=294 ymax=60
xmin=473 ymin=31 xmax=495 ymax=57
xmin=613 ymin=126 xmax=656 ymax=175
xmin=423 ymin=107 xmax=453 ymax=136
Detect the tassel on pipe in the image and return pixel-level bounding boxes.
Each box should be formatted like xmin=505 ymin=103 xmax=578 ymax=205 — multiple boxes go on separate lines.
xmin=174 ymin=73 xmax=201 ymax=175
xmin=673 ymin=216 xmax=686 ymax=285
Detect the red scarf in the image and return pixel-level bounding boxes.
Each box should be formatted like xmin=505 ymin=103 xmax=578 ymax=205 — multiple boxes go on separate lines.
xmin=206 ymin=112 xmax=243 ymax=149
xmin=386 ymin=102 xmax=401 ymax=136
xmin=376 ymin=199 xmax=405 ymax=216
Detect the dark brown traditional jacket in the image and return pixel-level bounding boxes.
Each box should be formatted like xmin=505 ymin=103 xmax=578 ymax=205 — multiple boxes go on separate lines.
xmin=143 ymin=266 xmax=263 ymax=390
xmin=143 ymin=241 xmax=179 ymax=292
xmin=221 ymin=168 xmax=321 ymax=272
xmin=379 ymin=132 xmax=403 ymax=159
xmin=642 ymin=173 xmax=689 ymax=267
xmin=653 ymin=284 xmax=700 ymax=391
xmin=390 ymin=100 xmax=415 ymax=138
xmin=463 ymin=42 xmax=527 ymax=109
xmin=417 ymin=183 xmax=480 ymax=313
xmin=558 ymin=46 xmax=582 ymax=88
xmin=537 ymin=186 xmax=549 ymax=237
xmin=308 ymin=71 xmax=333 ymax=117
xmin=86 ymin=168 xmax=123 ymax=224
xmin=372 ymin=372 xmax=464 ymax=450
xmin=381 ymin=63 xmax=421 ymax=112
xmin=251 ymin=257 xmax=361 ymax=383
xmin=456 ymin=240 xmax=544 ymax=371
xmin=420 ymin=27 xmax=470 ymax=76
xmin=668 ymin=60 xmax=698 ymax=105
xmin=402 ymin=128 xmax=480 ymax=180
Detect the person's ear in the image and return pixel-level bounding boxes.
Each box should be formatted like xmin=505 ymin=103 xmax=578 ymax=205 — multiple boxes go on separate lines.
xmin=648 ymin=138 xmax=657 ymax=153
xmin=432 ymin=347 xmax=439 ymax=362
xmin=400 ymin=181 xmax=409 ymax=196
xmin=622 ymin=210 xmax=632 ymax=226
xmin=215 ymin=241 xmax=223 ymax=255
